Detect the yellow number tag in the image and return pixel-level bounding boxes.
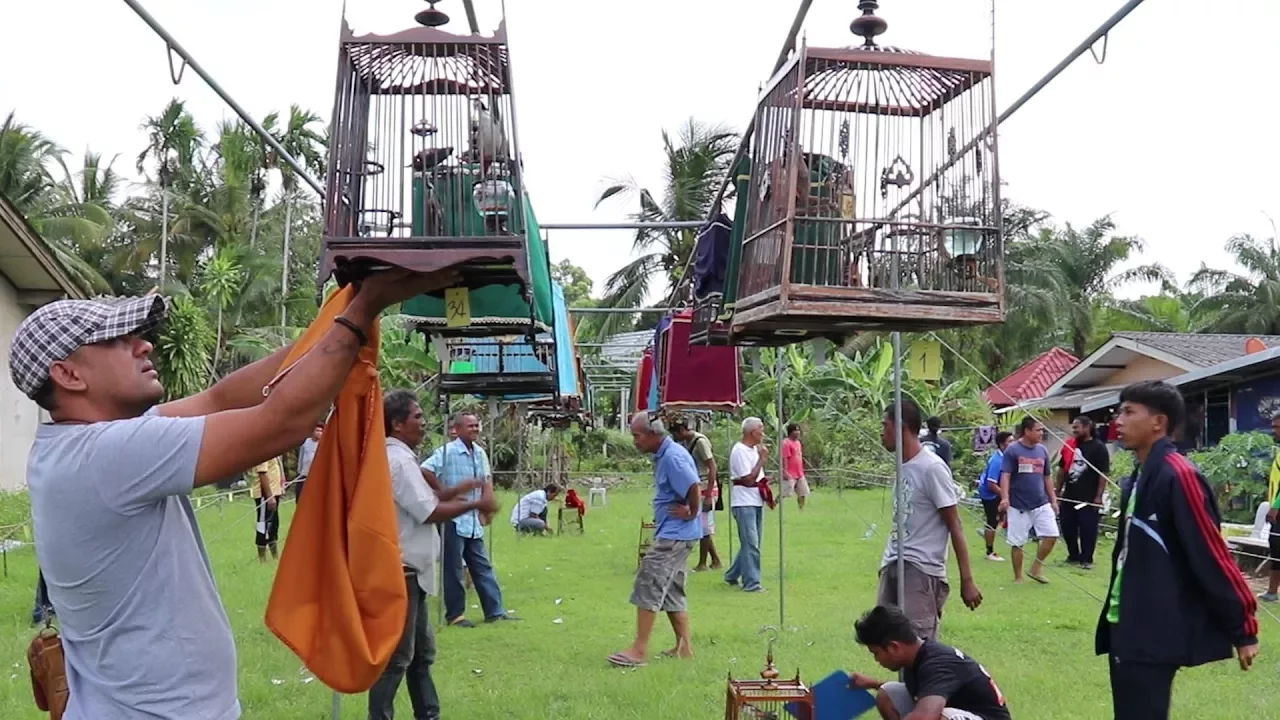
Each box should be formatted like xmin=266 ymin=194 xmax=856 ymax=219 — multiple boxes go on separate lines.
xmin=445 ymin=287 xmax=471 ymax=328
xmin=908 ymin=339 xmax=942 ymax=381
xmin=840 ymin=192 xmax=855 ymax=219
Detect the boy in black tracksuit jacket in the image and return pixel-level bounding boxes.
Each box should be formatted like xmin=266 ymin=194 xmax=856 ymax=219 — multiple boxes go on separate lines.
xmin=1097 ymin=381 xmax=1259 ymax=719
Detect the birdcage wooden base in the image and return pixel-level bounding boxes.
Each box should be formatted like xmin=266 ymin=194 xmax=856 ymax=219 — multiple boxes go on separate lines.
xmin=729 ymin=284 xmax=1003 ymax=345
xmin=438 ymin=372 xmax=556 ymax=397
xmin=321 ymin=235 xmax=531 ymax=290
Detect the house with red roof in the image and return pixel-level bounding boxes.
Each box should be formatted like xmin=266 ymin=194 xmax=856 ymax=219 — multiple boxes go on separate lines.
xmin=984 ymin=347 xmax=1079 ymax=409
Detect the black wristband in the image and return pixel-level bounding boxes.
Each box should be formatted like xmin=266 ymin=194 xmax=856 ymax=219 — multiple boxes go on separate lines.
xmin=334 ymin=316 xmax=369 ymax=346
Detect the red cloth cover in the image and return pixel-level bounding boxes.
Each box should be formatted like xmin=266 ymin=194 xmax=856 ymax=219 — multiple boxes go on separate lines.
xmin=634 ymin=349 xmax=655 ymax=413
xmin=564 ymin=489 xmax=587 ymax=517
xmin=658 ymin=311 xmax=741 ymax=411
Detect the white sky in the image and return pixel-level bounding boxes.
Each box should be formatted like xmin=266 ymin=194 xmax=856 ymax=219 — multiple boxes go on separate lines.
xmin=2 ymin=0 xmax=1277 ymax=301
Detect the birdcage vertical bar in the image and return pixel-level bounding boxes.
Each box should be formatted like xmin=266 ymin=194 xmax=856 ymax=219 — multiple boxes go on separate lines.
xmin=987 ymin=0 xmax=1006 ymax=314
xmin=777 ymin=40 xmax=807 ymax=306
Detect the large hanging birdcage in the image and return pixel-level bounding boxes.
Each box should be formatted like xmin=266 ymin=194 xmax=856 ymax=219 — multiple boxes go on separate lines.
xmin=698 ymin=1 xmax=1004 ymax=347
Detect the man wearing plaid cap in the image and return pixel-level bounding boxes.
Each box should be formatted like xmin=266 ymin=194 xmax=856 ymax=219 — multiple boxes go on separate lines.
xmin=11 ymin=268 xmax=458 ymax=719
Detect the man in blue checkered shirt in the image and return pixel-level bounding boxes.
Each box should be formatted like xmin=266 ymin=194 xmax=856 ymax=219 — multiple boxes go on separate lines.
xmin=422 ymin=413 xmax=516 ymax=627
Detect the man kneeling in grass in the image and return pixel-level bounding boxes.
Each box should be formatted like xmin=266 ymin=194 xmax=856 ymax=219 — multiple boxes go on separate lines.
xmin=850 ymin=605 xmax=1012 ymax=720
xmin=607 ymin=413 xmax=701 ymax=667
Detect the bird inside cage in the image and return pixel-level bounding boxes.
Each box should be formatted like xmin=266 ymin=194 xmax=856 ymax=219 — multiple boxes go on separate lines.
xmin=467 ymin=98 xmax=509 ymax=173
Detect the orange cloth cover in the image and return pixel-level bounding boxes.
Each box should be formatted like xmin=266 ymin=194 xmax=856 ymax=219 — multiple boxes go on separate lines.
xmin=264 ymin=287 xmax=407 ymax=693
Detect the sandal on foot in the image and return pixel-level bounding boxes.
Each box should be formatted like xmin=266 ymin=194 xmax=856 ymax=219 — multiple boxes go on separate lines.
xmin=607 ymin=653 xmax=647 ymax=668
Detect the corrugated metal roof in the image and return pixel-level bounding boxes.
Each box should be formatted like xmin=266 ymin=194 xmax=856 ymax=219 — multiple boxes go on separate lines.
xmin=984 ymin=347 xmax=1079 ymax=407
xmin=1112 ymin=332 xmax=1280 ymax=367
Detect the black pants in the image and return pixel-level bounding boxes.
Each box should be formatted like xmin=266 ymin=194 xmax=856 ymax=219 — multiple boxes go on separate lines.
xmin=1060 ymin=503 xmax=1099 ymax=564
xmin=1109 ymin=653 xmax=1177 ymax=720
xmin=368 ymin=571 xmax=440 ymax=720
xmin=255 ymin=496 xmax=281 ymax=547
xmin=293 ymin=477 xmax=306 ymax=501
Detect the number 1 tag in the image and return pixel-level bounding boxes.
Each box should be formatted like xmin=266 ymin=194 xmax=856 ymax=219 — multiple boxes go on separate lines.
xmin=445 ymin=287 xmax=471 ymax=328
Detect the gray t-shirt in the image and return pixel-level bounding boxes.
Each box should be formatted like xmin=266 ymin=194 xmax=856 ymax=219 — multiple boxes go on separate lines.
xmin=28 ymin=411 xmax=240 ymax=720
xmin=1000 ymin=441 xmax=1051 ymax=511
xmin=881 ymin=449 xmax=959 ymax=579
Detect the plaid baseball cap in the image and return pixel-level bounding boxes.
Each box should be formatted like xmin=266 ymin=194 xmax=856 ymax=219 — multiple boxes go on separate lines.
xmin=8 ymin=295 xmax=168 ymax=399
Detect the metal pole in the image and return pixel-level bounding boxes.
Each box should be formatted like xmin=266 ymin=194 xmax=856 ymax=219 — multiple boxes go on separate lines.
xmin=567 ymin=307 xmax=677 ymax=314
xmin=892 ymin=332 xmax=906 ymax=612
xmin=540 ymin=221 xmax=707 ymax=230
xmin=119 ymin=0 xmax=325 ymax=198
xmin=885 ymin=0 xmax=1150 ymax=221
xmin=330 ymin=691 xmax=341 ymax=720
xmin=461 ymin=0 xmax=481 ymax=33
xmin=775 ymin=349 xmax=786 ymax=628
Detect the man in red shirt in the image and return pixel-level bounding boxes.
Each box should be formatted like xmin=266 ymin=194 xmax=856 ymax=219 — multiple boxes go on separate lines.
xmin=781 ymin=423 xmax=810 ymax=510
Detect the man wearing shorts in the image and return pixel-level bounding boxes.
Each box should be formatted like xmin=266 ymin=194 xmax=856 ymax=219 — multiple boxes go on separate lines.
xmin=251 ymin=456 xmax=284 ymax=562
xmin=781 ymin=423 xmax=810 ymax=509
xmin=608 ymin=413 xmax=701 ymax=667
xmin=977 ymin=432 xmax=1012 ymax=562
xmin=851 ymin=605 xmax=1012 ymax=719
xmin=671 ymin=419 xmax=721 ymax=571
xmin=998 ymin=417 xmax=1059 ymax=584
xmin=878 ymin=399 xmax=982 ymax=640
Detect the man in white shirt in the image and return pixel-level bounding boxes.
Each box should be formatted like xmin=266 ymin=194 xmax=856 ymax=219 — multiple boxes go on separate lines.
xmin=292 ymin=421 xmax=323 ymax=500
xmin=370 ymin=390 xmax=499 ymax=720
xmin=510 ymin=485 xmax=560 ymax=534
xmin=724 ymin=417 xmax=769 ymax=593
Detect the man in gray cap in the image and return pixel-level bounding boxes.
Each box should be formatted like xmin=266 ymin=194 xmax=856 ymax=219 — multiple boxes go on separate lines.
xmin=9 ymin=268 xmax=457 ymax=720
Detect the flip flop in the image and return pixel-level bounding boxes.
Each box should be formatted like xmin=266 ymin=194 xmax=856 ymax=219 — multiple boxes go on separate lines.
xmin=1029 ymin=574 xmax=1050 ymax=585
xmin=607 ymin=653 xmax=647 ymax=668
xmin=660 ymin=649 xmax=680 ymax=658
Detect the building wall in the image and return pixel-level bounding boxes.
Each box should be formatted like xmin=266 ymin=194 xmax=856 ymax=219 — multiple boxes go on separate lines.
xmin=1103 ymin=355 xmax=1186 ymax=386
xmin=0 ymin=274 xmax=41 ymax=491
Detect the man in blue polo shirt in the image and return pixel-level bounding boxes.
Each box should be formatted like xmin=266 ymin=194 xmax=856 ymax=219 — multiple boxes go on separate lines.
xmin=422 ymin=413 xmax=515 ymax=627
xmin=607 ymin=413 xmax=702 ymax=668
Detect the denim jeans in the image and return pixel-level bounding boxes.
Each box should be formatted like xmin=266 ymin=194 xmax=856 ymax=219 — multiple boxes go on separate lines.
xmin=724 ymin=505 xmax=763 ymax=591
xmin=442 ymin=521 xmax=506 ymax=621
xmin=367 ymin=571 xmax=440 ymax=720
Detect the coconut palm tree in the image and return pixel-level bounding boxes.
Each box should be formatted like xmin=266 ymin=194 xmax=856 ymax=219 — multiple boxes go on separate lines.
xmin=594 ymin=118 xmax=738 ymax=336
xmin=137 ymin=99 xmax=204 ymax=291
xmin=1033 ymin=215 xmax=1174 ymax=359
xmin=271 ymin=105 xmax=326 ymax=326
xmin=1187 ymin=233 xmax=1280 ymax=334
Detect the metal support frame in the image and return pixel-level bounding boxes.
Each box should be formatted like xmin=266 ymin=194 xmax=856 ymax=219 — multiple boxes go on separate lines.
xmin=119 ymin=0 xmax=324 ymax=198
xmin=567 ymin=307 xmax=677 ymax=314
xmin=541 ymin=221 xmax=706 ymax=230
xmin=775 ymin=350 xmax=786 ymax=628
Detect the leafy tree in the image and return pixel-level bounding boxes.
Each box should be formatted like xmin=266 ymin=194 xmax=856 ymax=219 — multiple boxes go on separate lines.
xmin=551 ymin=258 xmax=594 ymax=306
xmin=1187 ymin=233 xmax=1280 ymax=335
xmin=594 ymin=118 xmax=737 ymax=336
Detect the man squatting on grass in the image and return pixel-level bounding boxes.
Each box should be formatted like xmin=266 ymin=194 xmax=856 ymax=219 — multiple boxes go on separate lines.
xmin=12 ymin=267 xmax=458 ymax=719
xmin=1098 ymin=380 xmax=1259 ymax=720
xmin=607 ymin=413 xmax=702 ymax=667
xmin=878 ymin=399 xmax=982 ymax=640
xmin=850 ymin=605 xmax=1012 ymax=720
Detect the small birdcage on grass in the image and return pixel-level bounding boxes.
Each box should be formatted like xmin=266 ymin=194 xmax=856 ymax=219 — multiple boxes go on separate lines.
xmin=726 ymin=628 xmax=814 ymax=720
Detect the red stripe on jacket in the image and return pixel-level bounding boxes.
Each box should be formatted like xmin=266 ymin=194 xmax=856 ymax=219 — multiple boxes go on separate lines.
xmin=1167 ymin=453 xmax=1259 ymax=638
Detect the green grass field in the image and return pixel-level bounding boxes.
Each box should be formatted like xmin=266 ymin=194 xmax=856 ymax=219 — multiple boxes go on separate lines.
xmin=0 ymin=486 xmax=1276 ymax=719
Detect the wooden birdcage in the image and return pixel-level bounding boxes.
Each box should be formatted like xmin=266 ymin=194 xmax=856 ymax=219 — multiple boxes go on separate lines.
xmin=319 ymin=9 xmax=537 ymax=316
xmin=723 ymin=1 xmax=1003 ymax=346
xmin=726 ymin=632 xmax=814 ymax=720
xmin=435 ymin=336 xmax=557 ymax=397
xmin=637 ymin=519 xmax=657 ymax=569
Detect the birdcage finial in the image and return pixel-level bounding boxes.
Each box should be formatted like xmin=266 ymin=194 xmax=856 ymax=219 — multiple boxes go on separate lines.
xmin=850 ymin=1 xmax=888 ymax=47
xmin=415 ymin=0 xmax=450 ymax=27
xmin=758 ymin=626 xmax=781 ymax=684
